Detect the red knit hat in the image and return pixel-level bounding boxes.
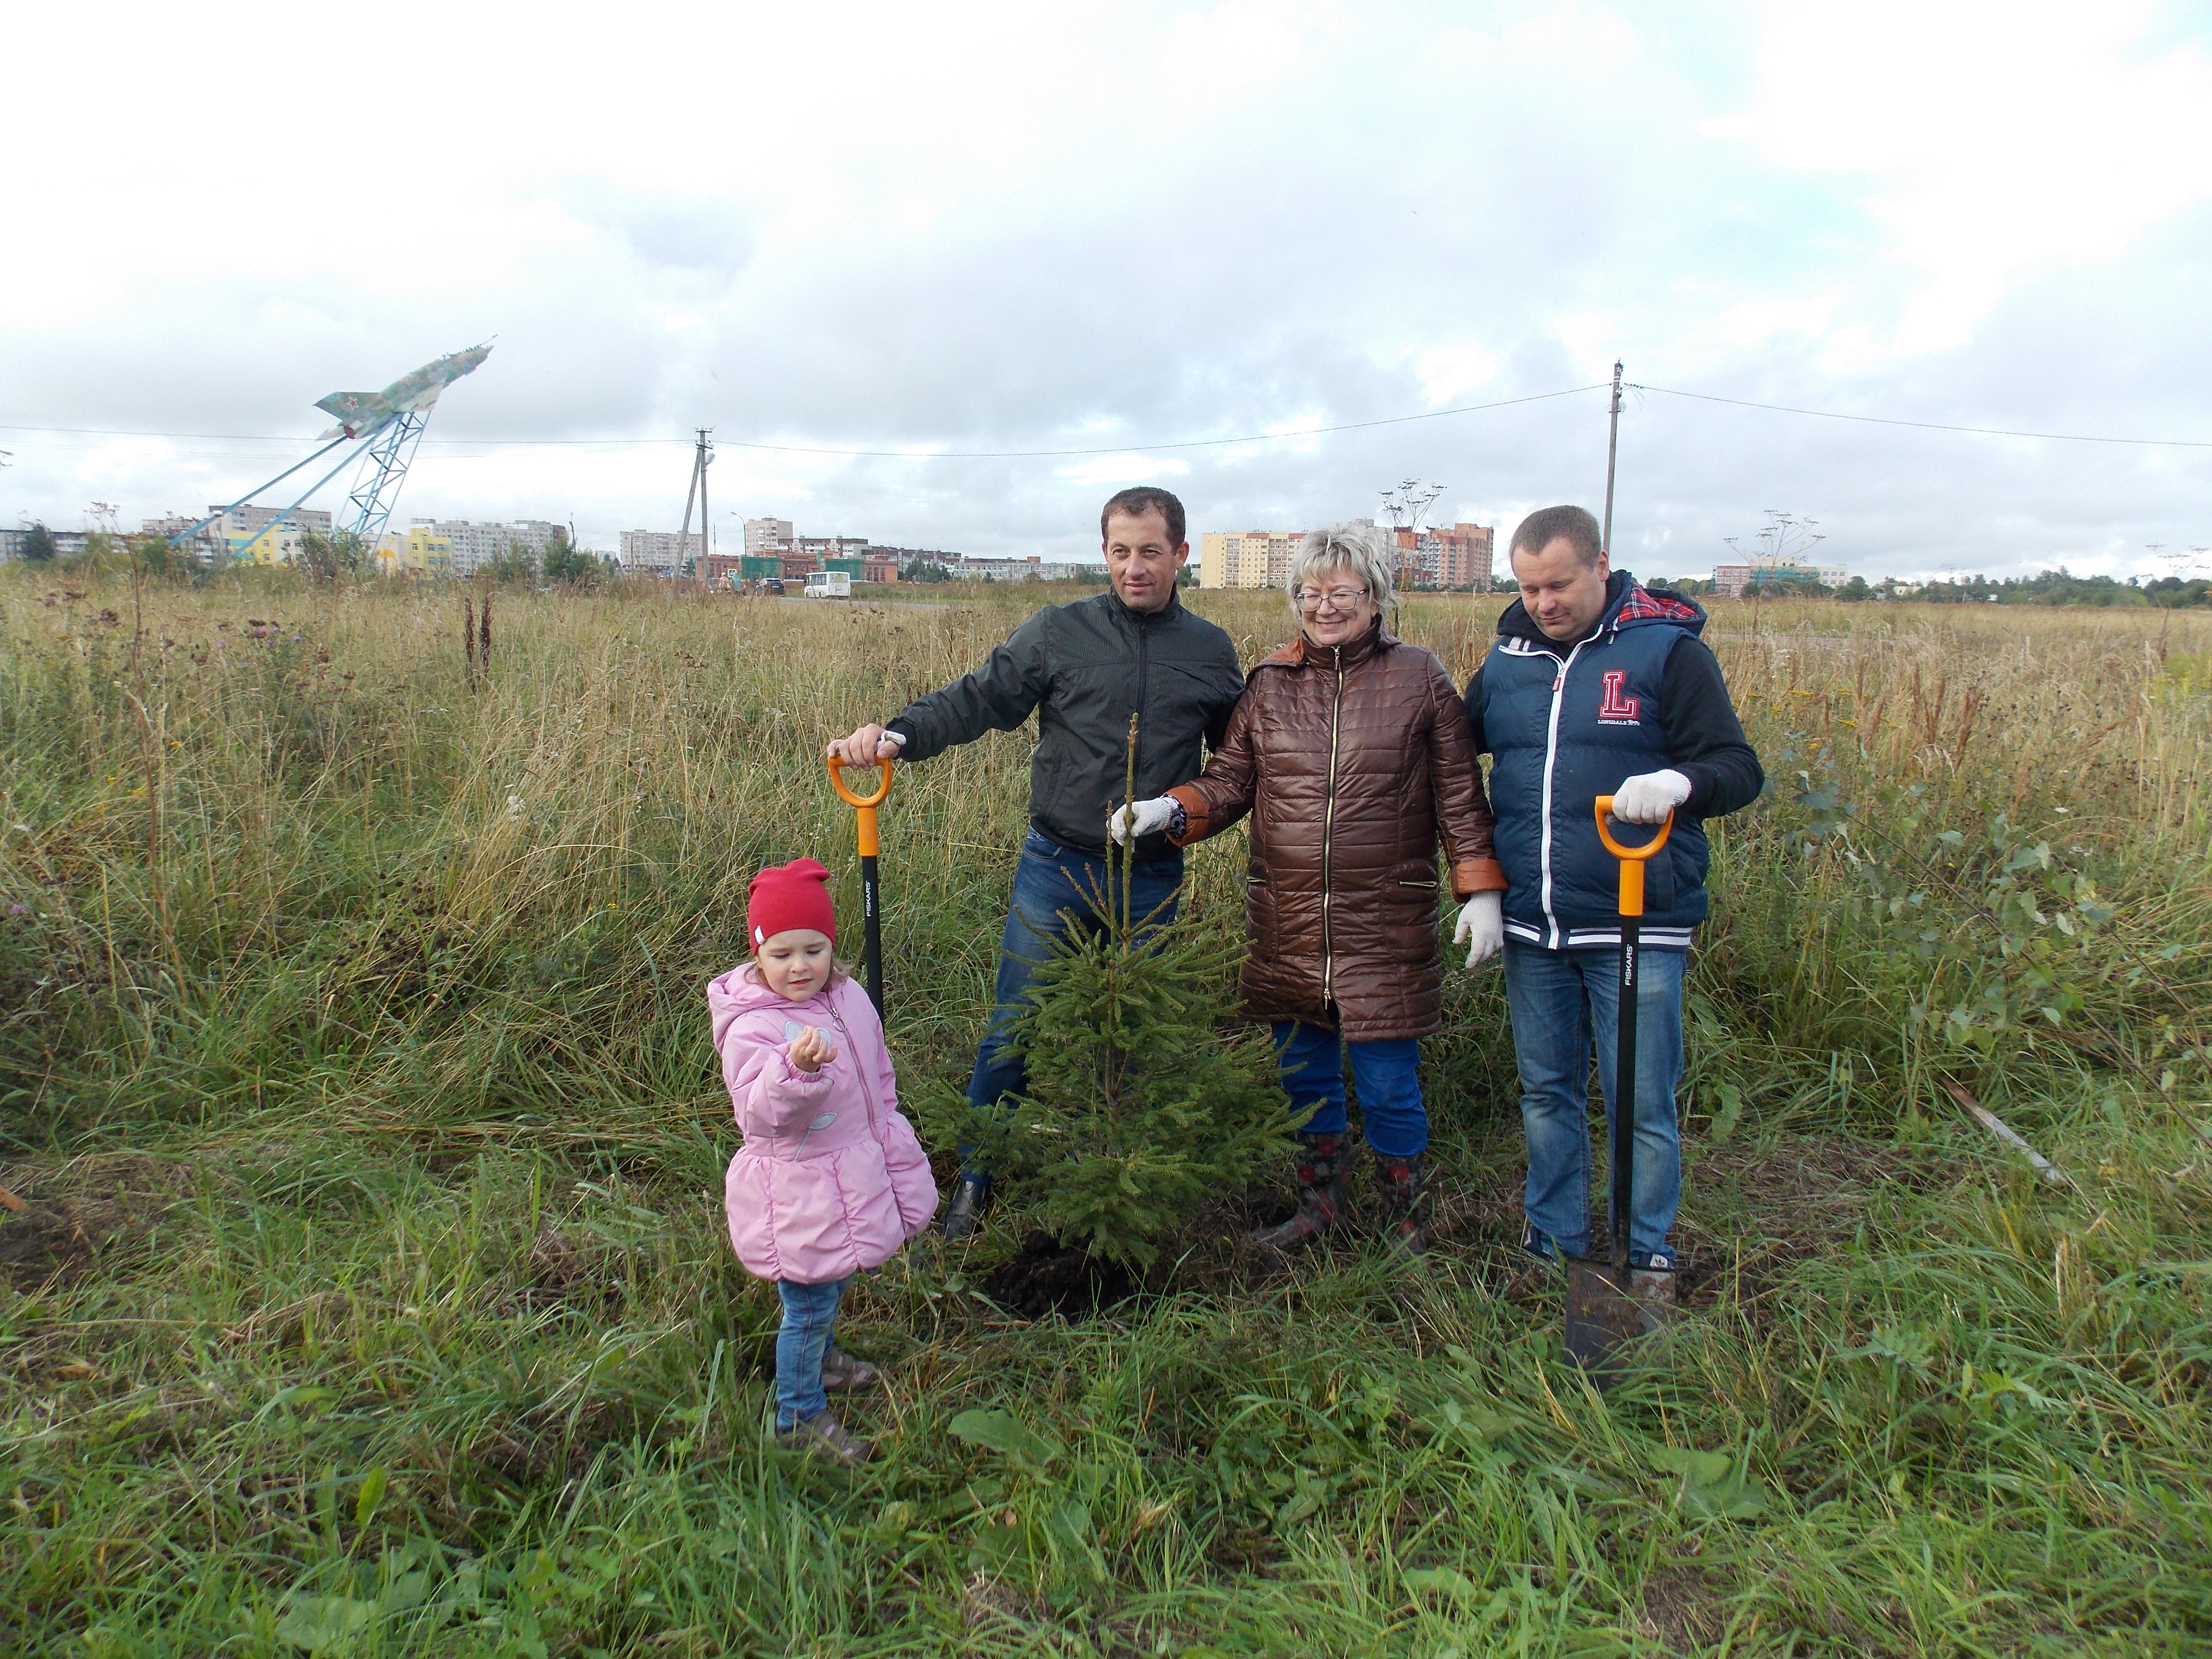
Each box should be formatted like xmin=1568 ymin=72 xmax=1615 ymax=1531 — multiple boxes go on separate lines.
xmin=748 ymin=858 xmax=836 ymax=949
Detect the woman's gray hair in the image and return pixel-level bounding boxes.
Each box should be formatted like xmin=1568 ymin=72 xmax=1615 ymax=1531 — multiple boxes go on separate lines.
xmin=1286 ymin=522 xmax=1399 ymax=618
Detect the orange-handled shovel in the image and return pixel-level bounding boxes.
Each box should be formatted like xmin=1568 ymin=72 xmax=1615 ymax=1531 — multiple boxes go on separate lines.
xmin=1563 ymin=796 xmax=1676 ymax=1381
xmin=827 ymin=755 xmax=895 ymax=1015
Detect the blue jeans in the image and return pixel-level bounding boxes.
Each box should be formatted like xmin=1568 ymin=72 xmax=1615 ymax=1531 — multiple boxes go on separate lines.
xmin=963 ymin=829 xmax=1185 ymax=1149
xmin=774 ymin=1276 xmax=849 ymax=1431
xmin=1501 ymin=938 xmax=1685 ymax=1260
xmin=1272 ymin=1022 xmax=1428 ymax=1158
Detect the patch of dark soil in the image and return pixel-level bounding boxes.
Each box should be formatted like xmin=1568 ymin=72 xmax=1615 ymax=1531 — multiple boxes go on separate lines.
xmin=1166 ymin=1164 xmax=1526 ymax=1298
xmin=0 ymin=1198 xmax=122 ymax=1289
xmin=1208 ymin=1523 xmax=1281 ymax=1573
xmin=980 ymin=1231 xmax=1137 ymax=1320
xmin=1640 ymin=1561 xmax=1733 ymax=1654
xmin=0 ymin=1155 xmax=185 ymax=1290
xmin=1412 ymin=1130 xmax=1948 ymax=1315
xmin=468 ymin=1396 xmax=636 ymax=1495
xmin=1671 ymin=1131 xmax=1951 ymax=1318
xmin=508 ymin=1223 xmax=618 ymax=1316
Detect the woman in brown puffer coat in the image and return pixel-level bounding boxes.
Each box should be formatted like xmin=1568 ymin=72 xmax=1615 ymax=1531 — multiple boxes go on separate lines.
xmin=1107 ymin=523 xmax=1506 ymax=1252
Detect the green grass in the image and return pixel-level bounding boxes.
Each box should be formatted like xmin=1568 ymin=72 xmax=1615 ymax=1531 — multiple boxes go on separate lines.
xmin=0 ymin=571 xmax=2208 ymax=1655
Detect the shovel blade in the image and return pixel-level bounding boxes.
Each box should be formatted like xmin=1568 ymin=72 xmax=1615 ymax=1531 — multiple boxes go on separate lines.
xmin=1563 ymin=1257 xmax=1673 ymax=1383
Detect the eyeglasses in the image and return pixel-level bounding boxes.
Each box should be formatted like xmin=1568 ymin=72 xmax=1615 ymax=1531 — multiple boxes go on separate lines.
xmin=1297 ymin=586 xmax=1369 ymax=613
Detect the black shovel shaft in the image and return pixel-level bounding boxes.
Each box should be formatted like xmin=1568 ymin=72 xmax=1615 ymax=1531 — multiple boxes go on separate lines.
xmin=859 ymin=853 xmax=884 ymax=1015
xmin=1611 ymin=918 xmax=1639 ymax=1273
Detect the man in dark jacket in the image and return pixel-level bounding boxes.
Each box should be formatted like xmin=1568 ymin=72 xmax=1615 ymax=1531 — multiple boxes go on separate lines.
xmin=1465 ymin=505 xmax=1762 ymax=1299
xmin=827 ymin=487 xmax=1245 ymax=1238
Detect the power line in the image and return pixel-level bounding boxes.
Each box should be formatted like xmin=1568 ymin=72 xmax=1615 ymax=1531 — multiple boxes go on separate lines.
xmin=707 ymin=385 xmax=1609 ymax=457
xmin=0 ymin=424 xmax=678 ymax=448
xmin=10 ymin=378 xmax=2206 ymax=458
xmin=1631 ymin=383 xmax=2212 ymax=449
xmin=0 ymin=385 xmax=1606 ymax=458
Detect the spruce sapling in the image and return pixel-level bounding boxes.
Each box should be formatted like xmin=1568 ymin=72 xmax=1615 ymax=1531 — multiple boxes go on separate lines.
xmin=962 ymin=717 xmax=1293 ymax=1270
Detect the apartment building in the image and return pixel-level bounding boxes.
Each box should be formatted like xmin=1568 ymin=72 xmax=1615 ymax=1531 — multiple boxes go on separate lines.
xmin=620 ymin=529 xmax=705 ymax=572
xmin=180 ymin=504 xmax=337 ymax=566
xmin=1713 ymin=557 xmax=1850 ymax=598
xmin=1394 ymin=522 xmax=1493 ymax=590
xmin=743 ymin=517 xmax=793 ymax=555
xmin=1203 ymin=522 xmax=1494 ymax=591
xmin=417 ymin=518 xmax=565 ymax=575
xmin=1199 ymin=530 xmax=1303 ymax=590
xmin=796 ymin=535 xmax=871 ymax=564
xmin=374 ymin=525 xmax=453 ymax=577
xmin=139 ymin=516 xmax=221 ymax=563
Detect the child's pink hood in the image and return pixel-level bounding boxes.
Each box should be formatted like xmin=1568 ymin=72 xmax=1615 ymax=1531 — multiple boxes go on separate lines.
xmin=707 ymin=964 xmax=814 ymax=1047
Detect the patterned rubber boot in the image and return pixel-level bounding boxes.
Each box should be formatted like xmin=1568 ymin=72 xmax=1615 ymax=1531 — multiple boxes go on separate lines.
xmin=777 ymin=1409 xmax=872 ymax=1466
xmin=820 ymin=1347 xmax=881 ymax=1394
xmin=1374 ymin=1151 xmax=1427 ymax=1255
xmin=1250 ymin=1132 xmax=1348 ymax=1251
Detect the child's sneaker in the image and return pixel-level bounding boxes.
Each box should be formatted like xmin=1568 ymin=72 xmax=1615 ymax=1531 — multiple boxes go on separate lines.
xmin=778 ymin=1409 xmax=872 ymax=1466
xmin=821 ymin=1347 xmax=880 ymax=1394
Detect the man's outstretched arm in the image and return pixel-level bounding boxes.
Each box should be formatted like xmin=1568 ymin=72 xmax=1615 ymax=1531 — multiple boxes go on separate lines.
xmin=828 ymin=611 xmax=1052 ymax=767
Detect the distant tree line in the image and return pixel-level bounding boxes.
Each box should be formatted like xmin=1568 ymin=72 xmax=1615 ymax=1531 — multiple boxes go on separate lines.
xmin=1898 ymin=570 xmax=2210 ymax=608
xmin=1638 ymin=570 xmax=2212 ymax=608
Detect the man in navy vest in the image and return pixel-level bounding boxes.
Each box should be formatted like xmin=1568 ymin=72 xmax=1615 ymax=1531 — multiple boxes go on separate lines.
xmin=1464 ymin=505 xmax=1762 ymax=1298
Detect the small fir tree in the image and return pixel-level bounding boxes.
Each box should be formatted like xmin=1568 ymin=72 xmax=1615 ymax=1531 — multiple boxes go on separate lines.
xmin=963 ymin=720 xmax=1293 ymax=1270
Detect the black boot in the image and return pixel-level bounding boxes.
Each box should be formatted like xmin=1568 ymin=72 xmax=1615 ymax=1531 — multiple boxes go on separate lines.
xmin=1374 ymin=1152 xmax=1426 ymax=1255
xmin=1251 ymin=1132 xmax=1348 ymax=1251
xmin=941 ymin=1171 xmax=990 ymax=1242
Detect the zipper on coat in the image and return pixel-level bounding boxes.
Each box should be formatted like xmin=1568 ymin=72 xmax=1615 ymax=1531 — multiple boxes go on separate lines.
xmin=1536 ymin=639 xmax=1586 ymax=950
xmin=824 ymin=1001 xmax=877 ymax=1135
xmin=1321 ymin=644 xmax=1345 ymax=1000
xmin=1133 ymin=612 xmax=1150 ymax=790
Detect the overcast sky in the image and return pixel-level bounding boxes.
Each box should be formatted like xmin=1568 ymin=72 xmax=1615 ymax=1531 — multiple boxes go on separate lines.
xmin=5 ymin=1 xmax=2209 ymax=580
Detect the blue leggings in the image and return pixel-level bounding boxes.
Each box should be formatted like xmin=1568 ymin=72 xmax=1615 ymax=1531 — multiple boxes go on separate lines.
xmin=774 ymin=1276 xmax=849 ymax=1431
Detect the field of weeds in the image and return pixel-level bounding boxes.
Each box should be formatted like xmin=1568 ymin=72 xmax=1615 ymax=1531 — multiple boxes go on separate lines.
xmin=1 ymin=568 xmax=2208 ymax=1656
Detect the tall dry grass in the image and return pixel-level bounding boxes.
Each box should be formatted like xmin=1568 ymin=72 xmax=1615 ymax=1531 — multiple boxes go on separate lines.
xmin=1 ymin=568 xmax=2209 ymax=1654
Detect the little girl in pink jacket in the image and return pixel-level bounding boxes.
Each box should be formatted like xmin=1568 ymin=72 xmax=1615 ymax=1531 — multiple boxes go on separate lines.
xmin=708 ymin=858 xmax=938 ymax=1464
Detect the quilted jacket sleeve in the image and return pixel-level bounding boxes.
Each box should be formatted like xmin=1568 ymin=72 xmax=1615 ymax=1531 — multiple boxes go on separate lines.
xmin=1422 ymin=653 xmax=1507 ymax=898
xmin=1166 ymin=682 xmax=1260 ymax=845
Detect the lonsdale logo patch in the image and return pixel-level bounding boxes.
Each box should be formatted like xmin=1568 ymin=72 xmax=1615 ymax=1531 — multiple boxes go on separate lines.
xmin=1597 ymin=670 xmax=1642 ymax=726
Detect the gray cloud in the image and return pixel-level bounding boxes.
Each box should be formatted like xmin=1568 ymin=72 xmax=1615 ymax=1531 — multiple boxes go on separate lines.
xmin=2 ymin=4 xmax=2205 ymax=580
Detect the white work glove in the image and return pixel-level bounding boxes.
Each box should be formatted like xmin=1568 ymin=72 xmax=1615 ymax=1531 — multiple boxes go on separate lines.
xmin=1107 ymin=796 xmax=1178 ymax=844
xmin=1454 ymin=891 xmax=1504 ymax=969
xmin=1610 ymin=769 xmax=1692 ymax=824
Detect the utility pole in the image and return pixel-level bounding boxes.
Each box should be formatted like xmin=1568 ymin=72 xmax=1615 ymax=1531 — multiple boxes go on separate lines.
xmin=677 ymin=428 xmax=713 ymax=586
xmin=1601 ymin=361 xmax=1623 ymax=558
